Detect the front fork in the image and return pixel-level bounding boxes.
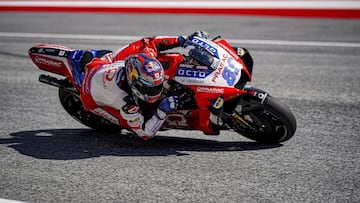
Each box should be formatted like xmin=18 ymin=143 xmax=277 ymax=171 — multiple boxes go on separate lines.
xmin=231 ymin=87 xmax=271 ymax=131
xmin=214 ymin=87 xmax=270 ymax=130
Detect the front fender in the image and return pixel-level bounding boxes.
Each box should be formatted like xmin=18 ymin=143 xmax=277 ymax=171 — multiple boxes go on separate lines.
xmin=244 ymin=86 xmax=270 ymax=104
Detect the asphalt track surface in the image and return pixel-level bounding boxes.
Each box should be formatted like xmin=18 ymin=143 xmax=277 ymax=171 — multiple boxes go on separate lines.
xmin=0 ymin=12 xmax=359 ymax=202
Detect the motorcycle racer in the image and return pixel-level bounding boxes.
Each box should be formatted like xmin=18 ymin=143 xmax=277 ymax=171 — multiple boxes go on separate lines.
xmin=70 ymin=31 xmax=210 ymax=140
xmin=29 ymin=29 xmax=296 ymax=144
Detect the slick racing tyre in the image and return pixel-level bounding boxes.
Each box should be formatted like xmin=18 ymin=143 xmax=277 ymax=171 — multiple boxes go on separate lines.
xmin=231 ymin=95 xmax=297 ymax=144
xmin=58 ymin=87 xmax=122 ymax=133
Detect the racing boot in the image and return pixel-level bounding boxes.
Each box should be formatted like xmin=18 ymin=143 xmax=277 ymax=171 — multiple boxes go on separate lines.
xmin=68 ymin=50 xmax=94 ymax=87
xmin=68 ymin=49 xmax=112 ymax=86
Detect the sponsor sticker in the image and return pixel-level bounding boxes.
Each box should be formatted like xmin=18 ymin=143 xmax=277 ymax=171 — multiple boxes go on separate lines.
xmin=191 ymin=37 xmax=219 ymax=57
xmin=34 ymin=56 xmax=62 ymax=68
xmin=211 ymin=53 xmax=228 ymax=83
xmin=196 ymin=86 xmax=224 ymax=93
xmin=176 ymin=67 xmax=212 ymax=78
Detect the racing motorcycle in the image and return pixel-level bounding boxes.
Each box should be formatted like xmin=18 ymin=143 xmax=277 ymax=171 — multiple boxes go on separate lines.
xmin=28 ymin=36 xmax=296 ymax=143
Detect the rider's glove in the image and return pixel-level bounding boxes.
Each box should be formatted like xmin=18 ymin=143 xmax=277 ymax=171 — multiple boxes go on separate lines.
xmin=156 ymin=95 xmax=179 ymax=120
xmin=179 ymin=30 xmax=210 ymax=47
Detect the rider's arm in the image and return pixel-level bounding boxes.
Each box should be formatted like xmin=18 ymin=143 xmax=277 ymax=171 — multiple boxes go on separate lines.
xmin=110 ymin=36 xmax=181 ymax=62
xmin=147 ymin=36 xmax=181 ymax=55
xmin=120 ymin=96 xmax=178 ymax=140
xmin=139 ymin=31 xmax=209 ymax=56
xmin=123 ymin=109 xmax=165 ymax=140
xmin=105 ymin=31 xmax=210 ymax=63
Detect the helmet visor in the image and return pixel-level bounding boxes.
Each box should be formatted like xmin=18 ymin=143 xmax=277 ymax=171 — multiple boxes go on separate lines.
xmin=134 ymin=81 xmax=163 ymax=97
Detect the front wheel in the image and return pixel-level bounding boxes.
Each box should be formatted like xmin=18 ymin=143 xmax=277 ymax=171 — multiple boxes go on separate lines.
xmin=231 ymin=95 xmax=296 ymax=143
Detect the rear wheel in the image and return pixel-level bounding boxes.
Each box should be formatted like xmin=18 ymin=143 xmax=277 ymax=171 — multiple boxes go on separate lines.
xmin=231 ymin=95 xmax=296 ymax=143
xmin=58 ymin=87 xmax=122 ymax=133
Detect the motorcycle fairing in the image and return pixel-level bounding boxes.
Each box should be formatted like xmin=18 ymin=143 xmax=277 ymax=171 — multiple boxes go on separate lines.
xmin=214 ymin=39 xmax=252 ymax=82
xmin=28 ymin=44 xmax=75 ymax=84
xmin=189 ymin=37 xmax=220 ymax=58
xmin=175 ymin=37 xmax=245 ymax=88
xmin=164 ymin=37 xmax=249 ymax=131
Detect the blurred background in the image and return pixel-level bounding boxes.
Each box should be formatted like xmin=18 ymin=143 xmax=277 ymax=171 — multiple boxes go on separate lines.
xmin=0 ymin=1 xmax=359 ymax=203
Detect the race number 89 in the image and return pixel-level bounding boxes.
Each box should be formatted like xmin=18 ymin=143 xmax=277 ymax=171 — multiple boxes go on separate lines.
xmin=222 ymin=57 xmax=240 ymax=86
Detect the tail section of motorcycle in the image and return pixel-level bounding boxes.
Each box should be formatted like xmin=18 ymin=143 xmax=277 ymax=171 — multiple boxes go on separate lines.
xmin=28 ymin=44 xmax=73 ymax=77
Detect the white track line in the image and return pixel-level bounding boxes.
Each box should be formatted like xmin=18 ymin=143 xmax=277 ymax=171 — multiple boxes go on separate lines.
xmin=0 ymin=198 xmax=26 ymax=203
xmin=1 ymin=32 xmax=359 ymax=48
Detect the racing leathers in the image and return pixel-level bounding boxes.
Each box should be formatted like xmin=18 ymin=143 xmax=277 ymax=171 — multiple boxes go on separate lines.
xmin=79 ymin=36 xmax=181 ymax=140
